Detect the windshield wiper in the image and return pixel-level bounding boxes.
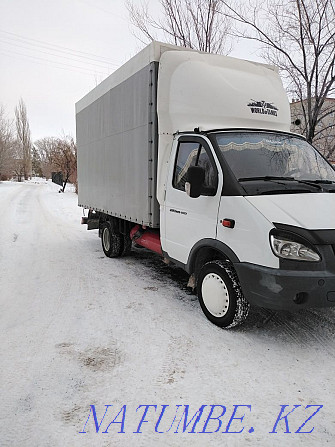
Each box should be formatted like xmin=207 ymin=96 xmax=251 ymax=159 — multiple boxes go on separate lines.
xmin=300 ymin=179 xmax=334 ymax=184
xmin=238 ymin=176 xmax=293 ymax=181
xmin=292 ymin=179 xmax=323 ymax=190
xmin=238 ymin=176 xmax=323 ymax=190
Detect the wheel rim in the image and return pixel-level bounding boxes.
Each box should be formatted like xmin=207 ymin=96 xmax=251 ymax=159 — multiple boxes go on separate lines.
xmin=102 ymin=227 xmax=110 ymax=251
xmin=202 ymin=273 xmax=230 ymax=317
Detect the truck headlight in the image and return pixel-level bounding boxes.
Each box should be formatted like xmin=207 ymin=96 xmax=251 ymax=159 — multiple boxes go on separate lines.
xmin=270 ymin=233 xmax=321 ymax=262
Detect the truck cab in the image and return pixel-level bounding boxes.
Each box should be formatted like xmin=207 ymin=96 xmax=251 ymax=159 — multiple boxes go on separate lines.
xmin=161 ymin=129 xmax=335 ymax=327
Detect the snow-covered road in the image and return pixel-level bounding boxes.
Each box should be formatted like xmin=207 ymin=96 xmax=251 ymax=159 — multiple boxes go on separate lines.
xmin=1 ymin=181 xmax=335 ymax=446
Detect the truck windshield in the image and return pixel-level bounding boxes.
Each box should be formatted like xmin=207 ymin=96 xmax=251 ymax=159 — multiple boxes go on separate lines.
xmin=214 ymin=132 xmax=335 ymax=183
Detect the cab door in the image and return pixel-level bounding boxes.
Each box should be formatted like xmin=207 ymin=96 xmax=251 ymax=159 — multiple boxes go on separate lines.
xmin=161 ymin=135 xmax=222 ymax=264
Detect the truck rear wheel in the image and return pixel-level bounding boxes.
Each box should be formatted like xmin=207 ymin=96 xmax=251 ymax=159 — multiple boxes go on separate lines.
xmin=121 ymin=234 xmax=132 ymax=256
xmin=197 ymin=260 xmax=249 ymax=328
xmin=101 ymin=222 xmax=122 ymax=258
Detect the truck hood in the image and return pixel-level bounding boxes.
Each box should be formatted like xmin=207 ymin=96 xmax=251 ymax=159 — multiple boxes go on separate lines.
xmin=246 ymin=193 xmax=335 ymax=229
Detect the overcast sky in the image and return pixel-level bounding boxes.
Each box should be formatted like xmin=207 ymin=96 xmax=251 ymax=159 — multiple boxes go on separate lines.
xmin=1 ymin=0 xmax=262 ymax=142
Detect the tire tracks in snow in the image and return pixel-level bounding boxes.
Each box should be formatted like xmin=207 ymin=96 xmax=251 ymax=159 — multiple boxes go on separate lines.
xmin=0 ymin=183 xmax=89 ymax=447
xmin=155 ymin=335 xmax=193 ymax=386
xmin=244 ymin=306 xmax=335 ymax=357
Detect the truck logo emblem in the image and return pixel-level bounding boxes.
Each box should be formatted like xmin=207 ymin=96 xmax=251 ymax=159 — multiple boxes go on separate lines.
xmin=247 ymin=100 xmax=278 ymax=116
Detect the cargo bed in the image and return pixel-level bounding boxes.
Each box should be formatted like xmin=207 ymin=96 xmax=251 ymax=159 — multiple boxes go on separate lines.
xmin=76 ymin=60 xmax=160 ymax=227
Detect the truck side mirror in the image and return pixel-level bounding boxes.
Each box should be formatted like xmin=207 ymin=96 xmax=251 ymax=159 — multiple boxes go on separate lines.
xmin=185 ymin=165 xmax=205 ymax=198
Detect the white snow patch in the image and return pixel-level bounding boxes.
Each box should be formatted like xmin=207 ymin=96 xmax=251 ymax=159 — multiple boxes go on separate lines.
xmin=1 ymin=181 xmax=335 ymax=446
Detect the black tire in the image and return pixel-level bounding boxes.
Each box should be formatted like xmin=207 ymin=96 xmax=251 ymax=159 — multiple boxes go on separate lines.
xmin=101 ymin=222 xmax=122 ymax=258
xmin=197 ymin=260 xmax=250 ymax=328
xmin=120 ymin=234 xmax=132 ymax=256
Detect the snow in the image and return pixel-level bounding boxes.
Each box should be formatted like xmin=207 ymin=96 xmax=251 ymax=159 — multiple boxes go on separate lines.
xmin=1 ymin=180 xmax=335 ymax=446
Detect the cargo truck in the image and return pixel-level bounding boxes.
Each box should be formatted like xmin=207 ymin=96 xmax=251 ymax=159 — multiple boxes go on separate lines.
xmin=76 ymin=41 xmax=335 ymax=328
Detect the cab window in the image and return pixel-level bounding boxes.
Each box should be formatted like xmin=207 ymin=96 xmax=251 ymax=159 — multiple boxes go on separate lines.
xmin=173 ymin=141 xmax=218 ymax=195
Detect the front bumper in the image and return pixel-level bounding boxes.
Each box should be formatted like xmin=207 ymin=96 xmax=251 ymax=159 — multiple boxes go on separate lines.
xmin=234 ymin=262 xmax=335 ymax=310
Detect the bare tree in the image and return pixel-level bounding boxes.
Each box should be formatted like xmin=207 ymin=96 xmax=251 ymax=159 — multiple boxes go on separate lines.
xmin=127 ymin=0 xmax=232 ymax=54
xmin=34 ymin=136 xmax=59 ymax=180
xmin=222 ymin=0 xmax=335 ymax=151
xmin=48 ymin=136 xmax=77 ymax=192
xmin=0 ymin=105 xmax=15 ymax=180
xmin=11 ymin=140 xmax=25 ymax=182
xmin=31 ymin=146 xmax=43 ymax=177
xmin=15 ymin=98 xmax=32 ymax=180
xmin=291 ymin=98 xmax=335 ymax=159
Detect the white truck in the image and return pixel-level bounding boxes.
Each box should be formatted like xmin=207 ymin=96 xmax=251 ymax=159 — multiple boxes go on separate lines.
xmin=76 ymin=41 xmax=335 ymax=328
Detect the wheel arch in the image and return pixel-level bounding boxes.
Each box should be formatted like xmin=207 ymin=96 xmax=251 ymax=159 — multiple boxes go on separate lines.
xmin=98 ymin=214 xmax=134 ymax=238
xmin=186 ymin=238 xmax=240 ymax=276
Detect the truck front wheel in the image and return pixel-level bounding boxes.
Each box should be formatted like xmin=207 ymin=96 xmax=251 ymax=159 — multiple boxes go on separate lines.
xmin=101 ymin=222 xmax=122 ymax=258
xmin=197 ymin=260 xmax=250 ymax=328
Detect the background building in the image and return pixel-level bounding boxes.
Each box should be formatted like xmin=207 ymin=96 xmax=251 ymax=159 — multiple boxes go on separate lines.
xmin=291 ymin=98 xmax=335 ymax=164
